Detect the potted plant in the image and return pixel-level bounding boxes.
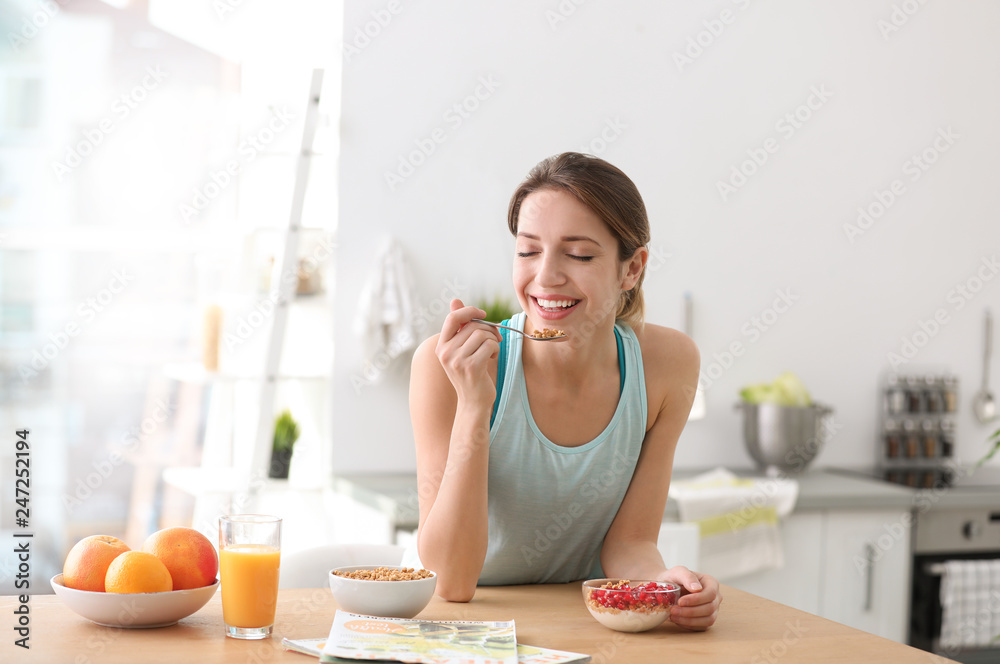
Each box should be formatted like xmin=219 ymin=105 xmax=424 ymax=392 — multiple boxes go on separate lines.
xmin=477 ymin=295 xmax=517 ymax=323
xmin=975 ymin=427 xmax=1000 ymax=469
xmin=269 ymin=409 xmax=300 ymax=480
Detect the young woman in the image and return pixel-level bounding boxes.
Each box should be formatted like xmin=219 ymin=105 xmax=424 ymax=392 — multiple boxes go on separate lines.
xmin=404 ymin=152 xmax=721 ymax=630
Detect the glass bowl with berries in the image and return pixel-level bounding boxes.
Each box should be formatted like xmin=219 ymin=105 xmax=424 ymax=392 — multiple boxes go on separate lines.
xmin=581 ymin=579 xmax=681 ymax=632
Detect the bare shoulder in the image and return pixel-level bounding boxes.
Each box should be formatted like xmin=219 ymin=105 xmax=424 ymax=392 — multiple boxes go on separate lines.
xmin=412 ymin=333 xmax=442 ymax=371
xmin=632 ymin=322 xmax=700 ymax=380
xmin=411 ymin=333 xmax=453 ymax=393
xmin=630 ymin=322 xmax=700 ymax=421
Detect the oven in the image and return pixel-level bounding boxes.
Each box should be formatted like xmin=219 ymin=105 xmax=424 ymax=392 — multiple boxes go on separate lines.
xmin=910 ymin=507 xmax=1000 ymax=662
xmin=897 ymin=467 xmax=1000 ymax=663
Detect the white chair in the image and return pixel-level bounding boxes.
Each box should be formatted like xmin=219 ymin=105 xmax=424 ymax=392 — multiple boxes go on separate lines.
xmin=279 ymin=543 xmax=406 ymax=589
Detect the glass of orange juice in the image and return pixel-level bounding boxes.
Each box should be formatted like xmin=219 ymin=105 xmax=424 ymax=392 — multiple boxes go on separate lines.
xmin=219 ymin=514 xmax=282 ymax=639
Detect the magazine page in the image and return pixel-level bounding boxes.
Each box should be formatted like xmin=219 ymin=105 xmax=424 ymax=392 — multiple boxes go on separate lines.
xmin=321 ymin=610 xmax=517 ymax=664
xmin=515 ymin=644 xmax=591 ymax=664
xmin=282 ymin=637 xmax=326 ymax=657
xmin=286 ymin=635 xmax=588 ymax=664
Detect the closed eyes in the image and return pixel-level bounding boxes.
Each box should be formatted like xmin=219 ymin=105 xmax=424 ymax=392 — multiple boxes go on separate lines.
xmin=515 ymin=251 xmax=594 ymax=261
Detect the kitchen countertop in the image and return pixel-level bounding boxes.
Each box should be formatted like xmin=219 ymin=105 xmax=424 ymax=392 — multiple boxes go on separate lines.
xmin=333 ymin=467 xmax=926 ymax=532
xmin=2 ymin=583 xmax=954 ymax=662
xmin=827 ymin=466 xmax=1000 ymax=511
xmin=331 ymin=473 xmax=421 ymax=531
xmin=661 ymin=467 xmax=918 ymax=519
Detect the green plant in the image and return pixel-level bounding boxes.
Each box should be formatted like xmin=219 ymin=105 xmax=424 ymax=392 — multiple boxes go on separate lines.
xmin=975 ymin=427 xmax=1000 ymax=468
xmin=477 ymin=295 xmax=517 ymax=323
xmin=272 ymin=409 xmax=300 ymax=454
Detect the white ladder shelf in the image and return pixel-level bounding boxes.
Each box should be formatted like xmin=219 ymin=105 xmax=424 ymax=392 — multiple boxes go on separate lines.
xmin=246 ymin=68 xmax=326 ymax=495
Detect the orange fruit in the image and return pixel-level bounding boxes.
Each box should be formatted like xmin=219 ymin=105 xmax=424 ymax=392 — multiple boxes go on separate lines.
xmin=105 ymin=551 xmax=173 ymax=593
xmin=63 ymin=535 xmax=130 ymax=592
xmin=142 ymin=526 xmax=219 ymax=590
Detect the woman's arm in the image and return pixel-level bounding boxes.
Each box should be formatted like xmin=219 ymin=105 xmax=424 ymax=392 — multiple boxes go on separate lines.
xmin=410 ymin=300 xmax=501 ymax=601
xmin=600 ymin=326 xmax=722 ymax=630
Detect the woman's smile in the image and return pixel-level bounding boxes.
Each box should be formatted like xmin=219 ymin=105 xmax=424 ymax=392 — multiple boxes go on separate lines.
xmin=531 ymin=295 xmax=581 ymax=319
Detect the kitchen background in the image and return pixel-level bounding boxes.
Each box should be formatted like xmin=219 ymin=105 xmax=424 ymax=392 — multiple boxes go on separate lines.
xmin=333 ymin=0 xmax=1000 ymax=473
xmin=0 ymin=0 xmax=998 ymax=612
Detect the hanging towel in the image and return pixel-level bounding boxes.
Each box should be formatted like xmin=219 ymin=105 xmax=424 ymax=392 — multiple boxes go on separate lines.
xmin=353 ymin=237 xmax=420 ymax=384
xmin=939 ymin=559 xmax=1000 ymax=650
xmin=668 ymin=467 xmax=798 ymax=581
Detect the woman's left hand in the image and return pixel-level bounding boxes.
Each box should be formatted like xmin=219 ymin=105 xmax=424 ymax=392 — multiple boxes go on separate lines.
xmin=658 ymin=566 xmax=722 ymax=631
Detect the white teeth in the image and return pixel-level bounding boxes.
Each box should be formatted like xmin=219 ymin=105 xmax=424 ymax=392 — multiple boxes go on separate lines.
xmin=537 ymin=298 xmax=577 ymax=309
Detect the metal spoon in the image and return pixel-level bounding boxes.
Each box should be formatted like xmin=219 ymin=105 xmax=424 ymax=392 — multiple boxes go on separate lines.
xmin=973 ymin=310 xmax=997 ymax=423
xmin=471 ymin=319 xmax=568 ymax=341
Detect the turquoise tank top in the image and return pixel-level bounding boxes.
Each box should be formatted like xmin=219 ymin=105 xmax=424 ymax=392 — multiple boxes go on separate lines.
xmin=402 ymin=312 xmax=648 ymax=585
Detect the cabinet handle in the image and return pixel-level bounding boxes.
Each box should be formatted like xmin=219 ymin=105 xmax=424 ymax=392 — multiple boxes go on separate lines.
xmin=864 ymin=543 xmax=875 ymax=612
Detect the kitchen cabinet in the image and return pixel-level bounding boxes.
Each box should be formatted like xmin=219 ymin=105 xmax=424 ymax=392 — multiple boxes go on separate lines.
xmin=720 ymin=508 xmax=911 ymax=643
xmin=711 ymin=512 xmax=825 ymax=616
xmin=820 ymin=510 xmax=911 ymax=643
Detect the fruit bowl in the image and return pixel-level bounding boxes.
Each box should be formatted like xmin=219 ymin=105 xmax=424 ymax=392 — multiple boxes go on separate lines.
xmin=582 ymin=579 xmax=680 ymax=633
xmin=328 ymin=566 xmax=436 ymax=619
xmin=50 ymin=574 xmax=219 ymax=628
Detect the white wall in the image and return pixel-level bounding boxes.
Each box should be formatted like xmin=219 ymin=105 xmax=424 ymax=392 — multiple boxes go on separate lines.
xmin=333 ymin=0 xmax=1000 ymax=474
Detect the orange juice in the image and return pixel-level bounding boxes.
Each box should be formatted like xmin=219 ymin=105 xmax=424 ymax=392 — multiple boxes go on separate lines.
xmin=220 ymin=544 xmax=281 ymax=628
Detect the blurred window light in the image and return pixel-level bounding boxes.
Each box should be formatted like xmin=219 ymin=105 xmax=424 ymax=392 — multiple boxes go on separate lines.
xmin=1 ymin=76 xmax=42 ymax=132
xmin=0 ymin=0 xmax=341 ymax=587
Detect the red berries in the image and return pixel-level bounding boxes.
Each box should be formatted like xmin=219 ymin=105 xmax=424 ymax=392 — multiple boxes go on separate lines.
xmin=589 ymin=581 xmax=677 ymax=611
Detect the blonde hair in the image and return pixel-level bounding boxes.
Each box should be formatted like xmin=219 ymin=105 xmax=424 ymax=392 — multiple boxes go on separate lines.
xmin=507 ymin=152 xmax=650 ymax=326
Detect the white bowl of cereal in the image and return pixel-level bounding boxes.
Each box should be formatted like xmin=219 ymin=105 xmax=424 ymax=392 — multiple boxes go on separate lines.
xmin=329 ymin=565 xmax=436 ymax=619
xmin=582 ymin=579 xmax=680 ymax=632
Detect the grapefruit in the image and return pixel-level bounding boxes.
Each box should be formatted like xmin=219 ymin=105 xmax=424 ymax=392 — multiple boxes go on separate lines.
xmin=142 ymin=527 xmax=219 ymax=590
xmin=62 ymin=535 xmax=130 ymax=592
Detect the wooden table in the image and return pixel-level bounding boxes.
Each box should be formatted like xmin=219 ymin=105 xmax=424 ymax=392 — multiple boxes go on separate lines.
xmin=1 ymin=584 xmax=953 ymax=662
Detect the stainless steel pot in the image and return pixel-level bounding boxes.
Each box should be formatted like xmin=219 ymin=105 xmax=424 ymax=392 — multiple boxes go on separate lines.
xmin=736 ymin=402 xmax=834 ymax=475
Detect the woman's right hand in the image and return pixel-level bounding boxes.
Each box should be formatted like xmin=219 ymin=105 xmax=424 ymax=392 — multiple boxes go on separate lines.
xmin=435 ymin=299 xmax=503 ymax=410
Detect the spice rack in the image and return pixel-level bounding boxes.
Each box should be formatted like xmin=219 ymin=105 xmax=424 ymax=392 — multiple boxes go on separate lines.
xmin=878 ymin=373 xmax=958 ymax=489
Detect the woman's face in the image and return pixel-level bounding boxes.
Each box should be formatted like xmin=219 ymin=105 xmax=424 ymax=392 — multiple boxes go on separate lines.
xmin=512 ymin=188 xmax=636 ymax=335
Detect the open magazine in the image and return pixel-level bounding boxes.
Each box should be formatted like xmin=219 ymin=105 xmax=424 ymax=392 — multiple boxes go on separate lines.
xmin=281 ymin=614 xmax=590 ymax=664
xmin=322 ymin=611 xmax=516 ymax=664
